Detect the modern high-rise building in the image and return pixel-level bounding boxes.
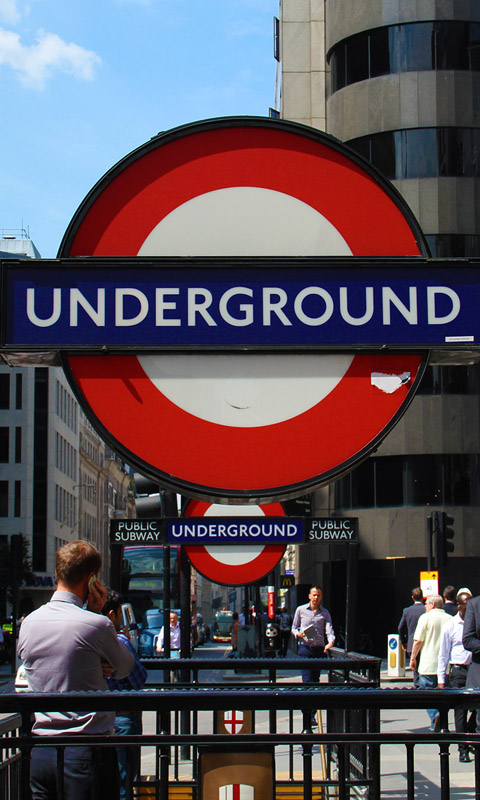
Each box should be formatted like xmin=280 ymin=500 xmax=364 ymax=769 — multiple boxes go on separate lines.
xmin=275 ymin=1 xmax=480 ymax=651
xmin=0 ymin=230 xmax=134 ymax=616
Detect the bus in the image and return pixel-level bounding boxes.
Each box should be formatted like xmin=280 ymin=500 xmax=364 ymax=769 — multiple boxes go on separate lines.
xmin=212 ymin=610 xmax=234 ymax=643
xmin=118 ymin=544 xmax=199 ymax=647
xmin=120 ymin=545 xmax=180 ymax=624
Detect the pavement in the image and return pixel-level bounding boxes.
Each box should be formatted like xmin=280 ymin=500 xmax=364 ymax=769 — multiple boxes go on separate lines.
xmin=1 ymin=649 xmax=477 ymax=798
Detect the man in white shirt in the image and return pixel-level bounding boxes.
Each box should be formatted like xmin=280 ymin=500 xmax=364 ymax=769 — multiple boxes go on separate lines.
xmin=438 ymin=590 xmax=474 ymax=762
xmin=156 ymin=611 xmax=181 ymax=653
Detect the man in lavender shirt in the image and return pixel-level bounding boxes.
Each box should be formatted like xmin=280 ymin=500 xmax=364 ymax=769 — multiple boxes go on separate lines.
xmin=292 ymin=585 xmax=335 ymax=683
xmin=18 ymin=540 xmax=134 ymax=800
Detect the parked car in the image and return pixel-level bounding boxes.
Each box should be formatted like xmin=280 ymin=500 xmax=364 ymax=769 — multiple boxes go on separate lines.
xmin=138 ymin=609 xmax=164 ymax=657
xmin=121 ymin=602 xmax=139 ymax=651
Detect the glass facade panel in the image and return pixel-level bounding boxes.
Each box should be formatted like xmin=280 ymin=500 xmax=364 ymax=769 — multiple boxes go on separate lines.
xmin=0 ymin=481 xmax=8 ymax=516
xmin=368 ymin=27 xmax=390 ymax=78
xmin=370 ymin=131 xmax=396 ymax=179
xmin=15 ymin=373 xmax=22 ymax=409
xmin=0 ymin=428 xmax=9 ymax=462
xmin=14 ymin=480 xmax=21 ymax=517
xmin=331 ymin=42 xmax=345 ymax=93
xmin=328 ymin=21 xmax=480 ymax=93
xmin=348 ymin=128 xmax=480 ymax=181
xmin=417 ymin=365 xmax=480 ymax=396
xmin=334 ymin=454 xmax=479 ymax=509
xmin=389 ymin=23 xmax=433 ymax=73
xmin=425 ymin=234 xmax=480 ymax=258
xmin=469 ymin=23 xmax=480 ymax=69
xmin=444 ymin=455 xmax=472 ymax=505
xmin=0 ymin=374 xmax=9 ymax=410
xmin=375 ymin=457 xmax=404 ymax=506
xmin=346 ymin=34 xmax=368 ymax=85
xmin=406 ymin=455 xmax=442 ymax=505
xmin=402 ymin=129 xmax=437 ymax=178
xmin=351 ymin=459 xmax=375 ymax=508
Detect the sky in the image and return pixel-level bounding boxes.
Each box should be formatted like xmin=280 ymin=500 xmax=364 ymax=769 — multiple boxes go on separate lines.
xmin=0 ymin=0 xmax=279 ymax=258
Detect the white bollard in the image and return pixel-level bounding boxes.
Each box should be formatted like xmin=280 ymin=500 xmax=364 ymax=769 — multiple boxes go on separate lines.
xmin=387 ymin=634 xmax=405 ymax=677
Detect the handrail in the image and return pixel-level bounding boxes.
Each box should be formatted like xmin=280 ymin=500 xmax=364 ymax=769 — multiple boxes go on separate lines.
xmin=1 ymin=684 xmax=479 ymax=799
xmin=1 ymin=687 xmax=479 ymax=713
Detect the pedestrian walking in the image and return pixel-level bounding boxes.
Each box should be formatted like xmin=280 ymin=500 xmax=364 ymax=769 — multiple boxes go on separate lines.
xmin=398 ymin=587 xmax=425 ymax=687
xmin=438 ymin=589 xmax=475 ymax=762
xmin=410 ymin=594 xmax=450 ymax=731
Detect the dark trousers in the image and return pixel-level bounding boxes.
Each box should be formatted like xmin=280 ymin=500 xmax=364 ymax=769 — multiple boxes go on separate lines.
xmin=30 ymin=743 xmax=119 ymax=800
xmin=114 ymin=713 xmax=142 ymax=800
xmin=298 ymin=643 xmax=324 ymax=683
xmin=449 ymin=664 xmax=476 ymax=753
xmin=406 ymin=651 xmax=420 ymax=688
xmin=279 ymin=631 xmax=291 ymax=657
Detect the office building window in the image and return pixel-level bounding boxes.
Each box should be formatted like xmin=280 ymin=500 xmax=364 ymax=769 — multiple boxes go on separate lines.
xmin=15 ymin=427 xmax=21 ymax=463
xmin=14 ymin=480 xmax=21 ymax=517
xmin=417 ymin=365 xmax=480 ymax=395
xmin=334 ymin=454 xmax=480 ymax=509
xmin=425 ymin=234 xmax=480 ymax=258
xmin=0 ymin=374 xmax=9 ymax=409
xmin=0 ymin=481 xmax=8 ymax=516
xmin=274 ymin=17 xmax=280 ymax=61
xmin=0 ymin=428 xmax=9 ymax=462
xmin=15 ymin=373 xmax=23 ymax=409
xmin=329 ymin=21 xmax=480 ymax=93
xmin=348 ymin=127 xmax=480 ymax=181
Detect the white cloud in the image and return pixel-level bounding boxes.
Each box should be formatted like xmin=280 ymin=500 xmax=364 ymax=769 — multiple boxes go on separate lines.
xmin=0 ymin=0 xmax=20 ymax=25
xmin=0 ymin=27 xmax=101 ymax=87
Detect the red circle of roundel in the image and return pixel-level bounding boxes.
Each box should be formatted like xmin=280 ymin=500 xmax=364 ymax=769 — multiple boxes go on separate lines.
xmin=59 ymin=118 xmax=428 ymax=502
xmin=183 ymin=500 xmax=287 ymax=517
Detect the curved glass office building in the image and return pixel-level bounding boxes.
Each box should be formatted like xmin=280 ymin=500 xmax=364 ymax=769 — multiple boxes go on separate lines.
xmin=276 ymin=0 xmax=480 ymax=653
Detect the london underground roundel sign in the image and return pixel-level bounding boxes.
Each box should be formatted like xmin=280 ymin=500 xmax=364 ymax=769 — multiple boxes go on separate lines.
xmin=182 ymin=499 xmax=286 ymax=585
xmin=59 ymin=117 xmax=428 ymax=502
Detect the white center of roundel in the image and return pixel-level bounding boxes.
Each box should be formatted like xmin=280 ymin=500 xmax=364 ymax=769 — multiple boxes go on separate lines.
xmin=137 ymin=186 xmax=354 ymax=428
xmin=137 ymin=187 xmax=353 ymax=257
xmin=138 ymin=354 xmax=354 ymax=427
xmin=205 ymin=544 xmax=265 ymax=565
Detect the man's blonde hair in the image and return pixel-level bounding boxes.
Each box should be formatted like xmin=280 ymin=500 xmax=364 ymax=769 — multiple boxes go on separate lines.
xmin=55 ymin=540 xmax=101 ymax=586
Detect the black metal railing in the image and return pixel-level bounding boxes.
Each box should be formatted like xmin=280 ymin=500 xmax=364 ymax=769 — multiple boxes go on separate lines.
xmin=1 ymin=658 xmax=479 ymax=800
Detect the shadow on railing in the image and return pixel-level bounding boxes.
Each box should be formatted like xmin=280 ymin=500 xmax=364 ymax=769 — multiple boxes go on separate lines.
xmin=1 ymin=656 xmax=479 ymax=800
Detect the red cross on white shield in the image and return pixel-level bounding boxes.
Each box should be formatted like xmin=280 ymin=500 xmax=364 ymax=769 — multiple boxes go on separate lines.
xmin=223 ymin=710 xmax=244 ymax=735
xmin=219 ymin=785 xmax=254 ymax=800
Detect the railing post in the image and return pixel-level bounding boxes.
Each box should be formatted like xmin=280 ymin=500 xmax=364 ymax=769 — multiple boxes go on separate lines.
xmin=19 ymin=711 xmax=32 ymax=800
xmin=302 ymin=741 xmax=313 ymax=800
xmin=439 ymin=741 xmax=450 ymax=800
xmin=406 ymin=742 xmax=415 ymax=800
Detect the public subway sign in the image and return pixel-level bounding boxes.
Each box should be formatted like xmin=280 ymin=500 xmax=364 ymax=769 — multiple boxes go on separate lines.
xmin=1 ymin=256 xmax=479 ymax=350
xmin=109 ymin=517 xmax=356 ymax=544
xmin=305 ymin=517 xmax=359 ymax=542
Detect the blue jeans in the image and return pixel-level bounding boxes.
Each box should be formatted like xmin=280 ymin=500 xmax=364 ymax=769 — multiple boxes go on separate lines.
xmin=115 ymin=713 xmax=142 ymax=800
xmin=298 ymin=644 xmax=325 ymax=683
xmin=30 ymin=744 xmax=119 ymax=800
xmin=418 ymin=673 xmax=439 ymax=728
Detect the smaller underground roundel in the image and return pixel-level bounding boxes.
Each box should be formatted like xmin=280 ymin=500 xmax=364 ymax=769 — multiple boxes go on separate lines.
xmin=182 ymin=500 xmax=286 ymax=586
xmin=60 ymin=118 xmax=428 ymax=502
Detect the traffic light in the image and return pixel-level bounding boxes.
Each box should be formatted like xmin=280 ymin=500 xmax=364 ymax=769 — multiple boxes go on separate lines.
xmin=133 ymin=473 xmax=164 ymax=519
xmin=434 ymin=511 xmax=455 ymax=568
xmin=133 ymin=474 xmax=178 ymax=518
